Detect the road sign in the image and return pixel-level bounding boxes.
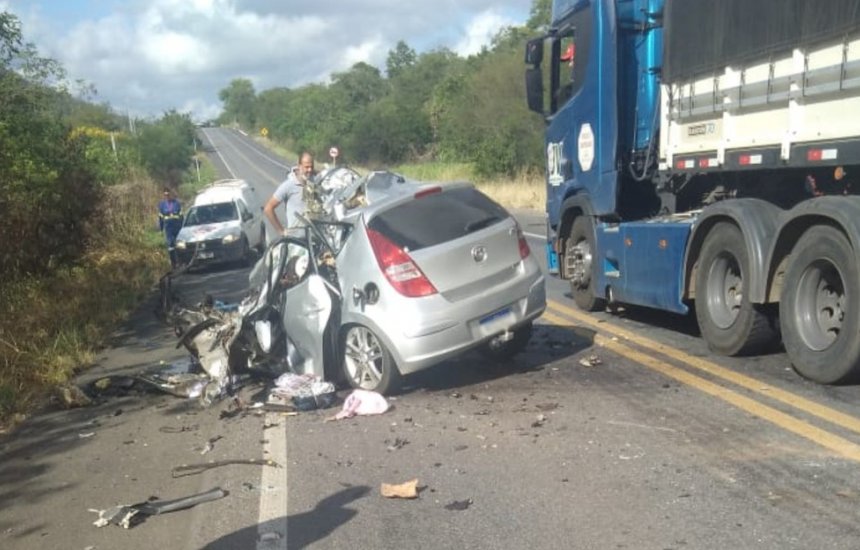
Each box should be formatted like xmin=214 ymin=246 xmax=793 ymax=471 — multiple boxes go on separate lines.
xmin=329 ymin=146 xmax=339 ymax=159
xmin=261 ymin=127 xmax=269 ymax=137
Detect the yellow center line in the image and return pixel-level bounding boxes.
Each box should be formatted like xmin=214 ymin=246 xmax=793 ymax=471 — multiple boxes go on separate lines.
xmin=542 ymin=310 xmax=860 ymax=462
xmin=547 ymin=299 xmax=860 ymax=436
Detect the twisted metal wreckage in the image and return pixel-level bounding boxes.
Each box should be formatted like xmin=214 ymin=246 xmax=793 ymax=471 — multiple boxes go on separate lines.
xmin=156 ymin=167 xmax=390 ymax=405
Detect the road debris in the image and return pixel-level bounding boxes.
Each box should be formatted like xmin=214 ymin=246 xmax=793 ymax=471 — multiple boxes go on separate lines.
xmin=55 ymin=384 xmax=92 ymax=408
xmin=578 ymin=353 xmax=603 ymax=367
xmin=444 ymin=498 xmax=473 ymax=511
xmin=380 ymin=479 xmax=419 ymax=499
xmin=328 ymin=389 xmax=389 ymax=421
xmin=531 ymin=414 xmax=547 ymax=428
xmin=199 ymin=435 xmax=223 ymax=455
xmin=90 ymin=487 xmax=227 ymax=529
xmin=159 ymin=424 xmax=199 ymax=434
xmin=270 ymin=372 xmax=336 ymax=410
xmin=135 ymin=357 xmax=209 ymax=399
xmin=385 ymin=437 xmax=409 ymax=451
xmin=171 ymin=458 xmax=282 ymax=478
xmin=78 ymin=432 xmax=96 ymax=439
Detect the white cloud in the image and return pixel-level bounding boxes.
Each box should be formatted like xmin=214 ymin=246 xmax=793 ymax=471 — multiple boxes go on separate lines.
xmin=454 ymin=9 xmax=517 ymax=56
xmin=3 ymin=0 xmax=531 ymax=120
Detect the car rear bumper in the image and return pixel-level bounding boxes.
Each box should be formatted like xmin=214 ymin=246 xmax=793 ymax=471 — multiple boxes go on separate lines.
xmin=354 ymin=264 xmax=547 ymax=375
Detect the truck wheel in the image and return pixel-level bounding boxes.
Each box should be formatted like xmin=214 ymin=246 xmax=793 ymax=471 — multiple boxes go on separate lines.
xmin=780 ymin=226 xmax=860 ymax=383
xmin=479 ymin=322 xmax=533 ymax=361
xmin=566 ymin=216 xmax=605 ymax=311
xmin=341 ymin=325 xmax=402 ymax=395
xmin=695 ymin=222 xmax=777 ymax=355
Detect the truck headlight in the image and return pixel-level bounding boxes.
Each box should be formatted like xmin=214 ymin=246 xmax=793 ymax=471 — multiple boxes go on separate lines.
xmin=176 ymin=240 xmax=187 ymax=250
xmin=222 ymin=234 xmax=239 ymax=244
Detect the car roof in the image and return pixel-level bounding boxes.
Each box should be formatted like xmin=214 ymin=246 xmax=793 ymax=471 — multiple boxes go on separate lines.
xmin=193 ymin=179 xmax=253 ymax=206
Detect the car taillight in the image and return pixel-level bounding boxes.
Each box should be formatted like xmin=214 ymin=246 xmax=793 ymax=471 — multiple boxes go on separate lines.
xmin=366 ymin=228 xmax=438 ymax=297
xmin=517 ymin=227 xmax=531 ymax=259
xmin=414 ymin=186 xmax=442 ymax=199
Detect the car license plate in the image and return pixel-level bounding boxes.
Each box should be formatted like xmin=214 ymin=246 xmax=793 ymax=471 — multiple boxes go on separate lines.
xmin=477 ymin=306 xmax=515 ymax=336
xmin=198 ymin=251 xmax=214 ymax=259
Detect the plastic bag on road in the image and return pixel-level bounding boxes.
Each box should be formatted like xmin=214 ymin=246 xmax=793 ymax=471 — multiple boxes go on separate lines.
xmin=332 ymin=389 xmax=389 ymax=420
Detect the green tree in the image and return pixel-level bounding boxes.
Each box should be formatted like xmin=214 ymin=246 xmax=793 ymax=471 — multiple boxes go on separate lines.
xmin=385 ymin=40 xmax=416 ymax=79
xmin=435 ymin=48 xmax=543 ymax=176
xmin=0 ymin=11 xmax=102 ymax=275
xmin=218 ymin=78 xmax=256 ymax=128
xmin=331 ymin=62 xmax=387 ymax=108
xmin=135 ymin=110 xmax=196 ymax=185
xmin=527 ymin=0 xmax=552 ymax=30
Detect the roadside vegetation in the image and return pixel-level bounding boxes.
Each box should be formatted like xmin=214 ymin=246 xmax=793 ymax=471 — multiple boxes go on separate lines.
xmin=0 ymin=12 xmax=206 ymax=428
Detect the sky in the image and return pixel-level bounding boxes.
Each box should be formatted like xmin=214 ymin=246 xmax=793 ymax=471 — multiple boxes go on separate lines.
xmin=2 ymin=0 xmax=533 ymax=121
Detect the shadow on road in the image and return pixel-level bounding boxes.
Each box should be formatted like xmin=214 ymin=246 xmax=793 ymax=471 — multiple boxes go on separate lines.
xmin=202 ymin=485 xmax=370 ymax=550
xmin=403 ymin=322 xmax=594 ymax=394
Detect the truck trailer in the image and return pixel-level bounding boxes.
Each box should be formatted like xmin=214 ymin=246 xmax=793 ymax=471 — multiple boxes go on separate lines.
xmin=525 ymin=0 xmax=860 ymax=383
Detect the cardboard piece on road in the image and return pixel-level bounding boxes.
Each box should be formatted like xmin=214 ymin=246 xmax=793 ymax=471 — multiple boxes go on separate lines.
xmin=380 ymin=479 xmax=419 ymax=499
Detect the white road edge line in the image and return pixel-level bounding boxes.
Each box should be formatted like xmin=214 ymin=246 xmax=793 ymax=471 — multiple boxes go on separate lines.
xmin=202 ymin=128 xmax=237 ymax=178
xmin=257 ymin=411 xmax=288 ymax=549
xmin=229 ymin=132 xmax=290 ymax=169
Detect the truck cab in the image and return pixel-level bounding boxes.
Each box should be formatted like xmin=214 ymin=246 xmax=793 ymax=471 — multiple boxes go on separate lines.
xmin=526 ymin=0 xmax=860 ymax=384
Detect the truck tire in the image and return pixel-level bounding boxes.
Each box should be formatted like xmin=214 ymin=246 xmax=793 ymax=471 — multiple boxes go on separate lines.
xmin=780 ymin=226 xmax=860 ymax=384
xmin=695 ymin=222 xmax=777 ymax=355
xmin=566 ymin=216 xmax=605 ymax=311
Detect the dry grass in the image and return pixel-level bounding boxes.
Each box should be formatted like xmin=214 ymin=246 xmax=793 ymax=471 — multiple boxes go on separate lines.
xmin=393 ymin=161 xmax=545 ymax=211
xmin=0 ymin=178 xmax=166 ymax=426
xmin=474 ymin=169 xmax=545 ymax=211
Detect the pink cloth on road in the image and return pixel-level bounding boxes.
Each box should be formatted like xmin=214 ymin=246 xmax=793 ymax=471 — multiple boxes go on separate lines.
xmin=334 ymin=390 xmax=390 ymax=420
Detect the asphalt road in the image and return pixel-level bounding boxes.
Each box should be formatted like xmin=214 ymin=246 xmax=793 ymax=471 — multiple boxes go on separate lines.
xmin=2 ymin=128 xmax=860 ymax=549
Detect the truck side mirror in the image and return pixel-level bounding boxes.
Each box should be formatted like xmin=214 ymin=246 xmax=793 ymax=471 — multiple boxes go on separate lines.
xmin=526 ymin=67 xmax=544 ymax=115
xmin=525 ymin=38 xmax=543 ymax=66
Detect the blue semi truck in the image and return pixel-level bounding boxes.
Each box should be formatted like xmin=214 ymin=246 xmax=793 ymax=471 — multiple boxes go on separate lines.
xmin=525 ymin=0 xmax=860 ymax=383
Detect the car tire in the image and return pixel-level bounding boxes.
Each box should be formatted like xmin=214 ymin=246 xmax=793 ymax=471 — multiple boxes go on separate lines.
xmin=240 ymin=236 xmax=252 ymax=267
xmin=256 ymin=224 xmax=266 ymax=254
xmin=341 ymin=324 xmax=402 ymax=395
xmin=695 ymin=222 xmax=777 ymax=356
xmin=479 ymin=322 xmax=533 ymax=361
xmin=566 ymin=216 xmax=605 ymax=311
xmin=780 ymin=226 xmax=860 ymax=384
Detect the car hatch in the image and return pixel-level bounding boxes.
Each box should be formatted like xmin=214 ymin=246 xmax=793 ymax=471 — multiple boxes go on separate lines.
xmin=365 ymin=186 xmax=525 ymax=297
xmin=411 ymin=219 xmax=521 ymax=296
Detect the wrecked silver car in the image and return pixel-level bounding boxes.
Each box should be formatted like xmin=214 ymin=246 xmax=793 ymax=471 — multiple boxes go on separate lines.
xmin=175 ymin=168 xmax=546 ymax=396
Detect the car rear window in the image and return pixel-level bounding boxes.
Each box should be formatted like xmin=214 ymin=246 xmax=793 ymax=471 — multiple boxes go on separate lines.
xmin=367 ymin=187 xmax=509 ymax=251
